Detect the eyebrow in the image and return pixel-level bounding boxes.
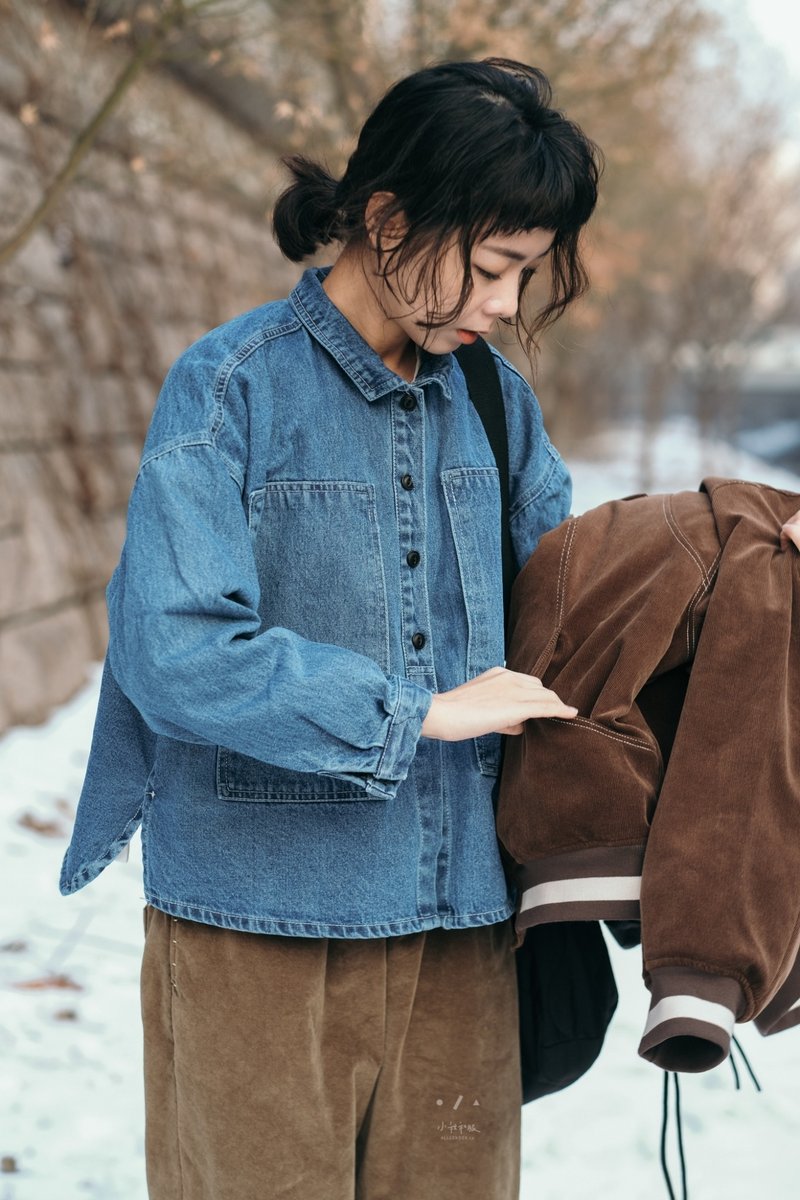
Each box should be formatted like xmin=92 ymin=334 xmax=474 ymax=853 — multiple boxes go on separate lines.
xmin=482 ymin=244 xmax=552 ymax=262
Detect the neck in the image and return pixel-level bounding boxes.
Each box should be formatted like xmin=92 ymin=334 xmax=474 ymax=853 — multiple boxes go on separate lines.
xmin=322 ymin=247 xmax=418 ymax=381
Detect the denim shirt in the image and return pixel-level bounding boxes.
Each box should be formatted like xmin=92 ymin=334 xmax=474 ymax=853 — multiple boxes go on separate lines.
xmin=59 ymin=265 xmax=571 ymax=937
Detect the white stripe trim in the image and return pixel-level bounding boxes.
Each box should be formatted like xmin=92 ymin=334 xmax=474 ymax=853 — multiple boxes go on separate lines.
xmin=643 ymin=994 xmax=735 ymax=1039
xmin=787 ymin=996 xmax=800 ymax=1015
xmin=519 ymin=875 xmax=641 ymax=912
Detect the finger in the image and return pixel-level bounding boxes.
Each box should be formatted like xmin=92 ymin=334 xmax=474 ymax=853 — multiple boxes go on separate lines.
xmin=779 ymin=519 xmax=800 ymax=552
xmin=527 ymin=699 xmax=579 ymax=718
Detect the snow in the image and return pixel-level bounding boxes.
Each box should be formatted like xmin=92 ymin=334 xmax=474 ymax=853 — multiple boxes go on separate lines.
xmin=2 ymin=419 xmax=799 ymax=1199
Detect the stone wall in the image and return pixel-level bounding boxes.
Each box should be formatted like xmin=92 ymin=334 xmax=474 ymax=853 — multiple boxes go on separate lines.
xmin=0 ymin=2 xmax=300 ymax=732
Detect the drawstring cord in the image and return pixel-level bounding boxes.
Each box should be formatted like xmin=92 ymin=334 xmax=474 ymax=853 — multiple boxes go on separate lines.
xmin=660 ymin=1072 xmax=688 ymax=1200
xmin=659 ymin=1037 xmax=762 ymax=1200
xmin=730 ymin=1034 xmax=762 ymax=1092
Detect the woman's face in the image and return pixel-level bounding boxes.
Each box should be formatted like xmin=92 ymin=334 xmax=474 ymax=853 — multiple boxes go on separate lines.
xmin=380 ymin=226 xmax=556 ymax=353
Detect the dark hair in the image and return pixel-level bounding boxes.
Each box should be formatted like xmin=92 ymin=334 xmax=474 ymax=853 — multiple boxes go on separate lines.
xmin=272 ymin=58 xmax=603 ymax=358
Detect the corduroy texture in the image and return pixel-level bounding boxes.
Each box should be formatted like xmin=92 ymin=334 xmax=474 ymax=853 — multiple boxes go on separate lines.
xmin=140 ymin=905 xmax=521 ymax=1200
xmin=496 ymin=477 xmax=800 ymax=1069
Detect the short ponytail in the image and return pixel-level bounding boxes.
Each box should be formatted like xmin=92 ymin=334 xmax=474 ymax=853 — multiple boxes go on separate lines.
xmin=272 ymin=155 xmax=341 ymax=262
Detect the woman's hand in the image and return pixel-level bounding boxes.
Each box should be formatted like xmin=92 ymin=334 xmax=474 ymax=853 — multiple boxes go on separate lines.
xmin=420 ymin=666 xmax=578 ymax=742
xmin=779 ymin=509 xmax=800 ymax=552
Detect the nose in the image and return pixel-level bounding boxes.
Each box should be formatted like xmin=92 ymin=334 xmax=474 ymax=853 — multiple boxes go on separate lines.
xmin=483 ymin=278 xmax=519 ymax=321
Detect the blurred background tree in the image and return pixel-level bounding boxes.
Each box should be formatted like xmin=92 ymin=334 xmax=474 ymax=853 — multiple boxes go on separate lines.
xmin=21 ymin=0 xmax=794 ymax=445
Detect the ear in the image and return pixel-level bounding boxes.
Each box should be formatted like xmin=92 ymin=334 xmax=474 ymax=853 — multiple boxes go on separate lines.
xmin=364 ymin=191 xmax=408 ymax=252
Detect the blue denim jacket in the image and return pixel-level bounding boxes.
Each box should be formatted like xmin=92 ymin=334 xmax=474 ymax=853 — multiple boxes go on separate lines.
xmin=59 ymin=265 xmax=571 ymax=937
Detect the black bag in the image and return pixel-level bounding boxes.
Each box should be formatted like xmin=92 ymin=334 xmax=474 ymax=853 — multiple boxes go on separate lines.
xmin=454 ymin=337 xmax=619 ymax=1105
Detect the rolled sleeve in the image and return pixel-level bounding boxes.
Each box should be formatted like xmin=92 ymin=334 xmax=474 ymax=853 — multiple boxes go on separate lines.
xmin=367 ymin=675 xmax=435 ymax=798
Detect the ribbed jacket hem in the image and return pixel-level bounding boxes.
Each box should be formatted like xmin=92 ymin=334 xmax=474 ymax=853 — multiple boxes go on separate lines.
xmin=514 ymin=844 xmax=645 ymax=935
xmin=638 ymin=967 xmax=746 ymax=1072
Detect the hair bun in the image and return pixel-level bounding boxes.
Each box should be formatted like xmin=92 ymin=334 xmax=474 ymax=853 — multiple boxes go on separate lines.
xmin=272 ymin=155 xmax=341 ymax=262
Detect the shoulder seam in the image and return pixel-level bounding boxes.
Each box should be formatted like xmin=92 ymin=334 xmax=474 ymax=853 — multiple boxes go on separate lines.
xmin=139 ymin=436 xmax=243 ymax=490
xmin=509 ymin=444 xmax=565 ymax=524
xmin=211 ymin=318 xmax=302 ymax=443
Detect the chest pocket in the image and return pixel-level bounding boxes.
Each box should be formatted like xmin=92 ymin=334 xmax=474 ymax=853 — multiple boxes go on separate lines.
xmin=442 ymin=466 xmax=506 ymax=777
xmin=216 ymin=479 xmax=391 ymax=802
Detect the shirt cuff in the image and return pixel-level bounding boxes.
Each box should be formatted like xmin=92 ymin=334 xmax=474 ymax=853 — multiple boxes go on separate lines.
xmin=365 ymin=675 xmax=434 ymax=799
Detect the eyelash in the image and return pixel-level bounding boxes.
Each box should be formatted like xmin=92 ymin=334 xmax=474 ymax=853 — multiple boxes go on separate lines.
xmin=475 ymin=267 xmax=539 ymax=282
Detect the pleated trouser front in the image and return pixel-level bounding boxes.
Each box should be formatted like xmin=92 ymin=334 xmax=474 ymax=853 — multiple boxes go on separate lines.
xmin=140 ymin=904 xmax=522 ymax=1200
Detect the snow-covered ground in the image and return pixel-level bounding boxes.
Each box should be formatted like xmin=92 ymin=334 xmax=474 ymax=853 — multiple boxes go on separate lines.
xmin=2 ymin=419 xmax=799 ymax=1200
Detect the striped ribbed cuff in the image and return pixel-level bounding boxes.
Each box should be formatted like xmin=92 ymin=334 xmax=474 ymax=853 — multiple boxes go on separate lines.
xmin=638 ymin=968 xmax=746 ymax=1072
xmin=515 ymin=845 xmax=644 ymax=931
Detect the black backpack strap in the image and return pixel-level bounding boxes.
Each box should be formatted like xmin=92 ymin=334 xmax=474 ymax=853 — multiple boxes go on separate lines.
xmin=456 ymin=338 xmax=618 ymax=1107
xmin=454 ymin=337 xmax=515 ymax=648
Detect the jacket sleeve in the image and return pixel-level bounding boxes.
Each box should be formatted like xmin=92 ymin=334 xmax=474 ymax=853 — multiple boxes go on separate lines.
xmin=106 ymin=439 xmax=434 ymax=801
xmin=491 ymin=351 xmax=573 ymax=569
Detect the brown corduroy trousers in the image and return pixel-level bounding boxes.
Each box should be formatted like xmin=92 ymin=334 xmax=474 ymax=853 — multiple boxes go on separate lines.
xmin=140 ymin=904 xmax=522 ymax=1200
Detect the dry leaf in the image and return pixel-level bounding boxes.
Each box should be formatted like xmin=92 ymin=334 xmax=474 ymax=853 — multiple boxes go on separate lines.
xmin=13 ymin=973 xmax=83 ymax=992
xmin=38 ymin=19 xmax=59 ymax=52
xmin=19 ymin=103 xmax=39 ymax=127
xmin=17 ymin=812 xmax=63 ymax=838
xmin=103 ymin=19 xmax=132 ymax=40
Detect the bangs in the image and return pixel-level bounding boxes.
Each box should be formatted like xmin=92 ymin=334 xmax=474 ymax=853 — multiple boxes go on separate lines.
xmin=355 ymin=58 xmax=602 ymax=362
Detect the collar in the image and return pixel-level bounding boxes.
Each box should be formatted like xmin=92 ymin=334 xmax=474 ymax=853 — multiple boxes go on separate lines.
xmin=289 ymin=265 xmax=454 ymax=402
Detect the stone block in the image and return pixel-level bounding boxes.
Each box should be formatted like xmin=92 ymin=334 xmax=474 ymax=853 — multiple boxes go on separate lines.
xmin=1 ymin=227 xmax=69 ymax=294
xmin=37 ymin=298 xmax=82 ymax=360
xmin=0 ymin=309 xmax=49 ymax=362
xmin=0 ymin=107 xmax=33 ymax=156
xmin=0 ymin=60 xmax=27 ymax=108
xmin=72 ymin=302 xmax=121 ymax=371
xmin=0 ymin=366 xmax=61 ymax=441
xmin=0 ymin=604 xmax=97 ymax=729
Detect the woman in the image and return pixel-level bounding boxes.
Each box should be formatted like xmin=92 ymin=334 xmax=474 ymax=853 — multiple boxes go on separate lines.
xmin=59 ymin=56 xmax=800 ymax=1200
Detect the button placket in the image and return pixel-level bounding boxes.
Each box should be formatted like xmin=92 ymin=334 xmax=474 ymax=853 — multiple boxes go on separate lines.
xmin=394 ymin=387 xmax=432 ymax=669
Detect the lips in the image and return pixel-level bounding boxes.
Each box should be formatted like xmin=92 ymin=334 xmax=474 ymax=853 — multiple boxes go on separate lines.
xmin=456 ymin=329 xmax=481 ymax=344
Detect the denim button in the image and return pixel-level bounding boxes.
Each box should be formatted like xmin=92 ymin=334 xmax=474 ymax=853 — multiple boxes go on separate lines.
xmin=411 ymin=631 xmax=426 ymax=649
xmin=406 ymin=550 xmax=421 ymax=567
xmin=400 ymin=394 xmax=417 ymax=411
xmin=401 ymin=474 xmax=414 ymax=490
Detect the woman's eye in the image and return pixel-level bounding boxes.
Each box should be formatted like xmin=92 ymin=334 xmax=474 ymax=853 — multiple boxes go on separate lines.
xmin=475 ymin=267 xmax=501 ymax=281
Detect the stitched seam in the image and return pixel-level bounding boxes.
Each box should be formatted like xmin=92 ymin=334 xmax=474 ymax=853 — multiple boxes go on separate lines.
xmin=683 ymin=576 xmax=707 ymax=659
xmin=547 ymin=716 xmax=658 ymax=753
xmin=645 ymin=957 xmax=754 ymax=1013
xmin=146 ymin=894 xmax=514 ymax=929
xmin=555 ymin=518 xmax=577 ymax=627
xmin=559 ymin=519 xmax=577 ymax=625
xmin=663 ymin=495 xmax=709 ymax=581
xmin=686 ymin=550 xmax=721 ymax=655
xmin=211 ymin=319 xmax=301 ymax=441
xmin=509 ymin=447 xmax=561 ymax=523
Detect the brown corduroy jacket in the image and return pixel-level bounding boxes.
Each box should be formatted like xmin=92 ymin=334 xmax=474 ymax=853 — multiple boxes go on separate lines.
xmin=496 ymin=477 xmax=800 ymax=1074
